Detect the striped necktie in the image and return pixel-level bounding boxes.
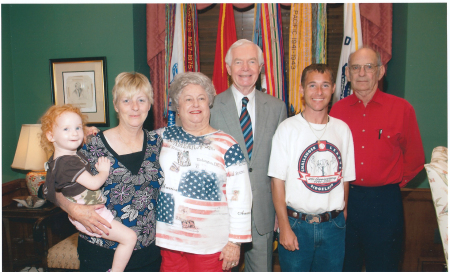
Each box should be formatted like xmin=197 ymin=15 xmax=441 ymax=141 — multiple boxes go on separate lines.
xmin=240 ymin=97 xmax=253 ymax=160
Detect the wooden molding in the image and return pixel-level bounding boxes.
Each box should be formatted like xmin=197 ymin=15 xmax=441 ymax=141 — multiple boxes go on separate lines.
xmin=2 ymin=179 xmax=28 ymax=207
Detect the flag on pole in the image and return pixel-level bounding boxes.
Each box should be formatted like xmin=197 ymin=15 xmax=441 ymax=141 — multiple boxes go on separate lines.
xmin=261 ymin=4 xmax=275 ymax=99
xmin=312 ymin=4 xmax=327 ymax=64
xmin=184 ymin=4 xmax=200 ymax=72
xmin=289 ymin=4 xmax=312 ymax=115
xmin=164 ymin=4 xmax=176 ymax=119
xmin=212 ymin=3 xmax=237 ymax=95
xmin=168 ymin=4 xmax=186 ymax=126
xmin=170 ymin=4 xmax=185 ymax=84
xmin=252 ymin=4 xmax=262 ymax=48
xmin=259 ymin=4 xmax=287 ymax=103
xmin=333 ymin=3 xmax=363 ymax=104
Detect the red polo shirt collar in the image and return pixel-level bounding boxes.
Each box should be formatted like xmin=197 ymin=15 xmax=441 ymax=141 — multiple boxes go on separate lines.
xmin=349 ymin=89 xmax=384 ymax=106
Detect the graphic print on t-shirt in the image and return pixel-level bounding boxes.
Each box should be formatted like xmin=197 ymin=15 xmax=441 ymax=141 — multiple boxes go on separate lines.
xmin=157 ymin=127 xmax=246 ymax=239
xmin=298 ymin=141 xmax=343 ymax=193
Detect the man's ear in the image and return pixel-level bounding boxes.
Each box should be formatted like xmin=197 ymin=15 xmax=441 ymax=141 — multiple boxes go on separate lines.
xmin=345 ymin=66 xmax=351 ymax=82
xmin=46 ymin=131 xmax=55 ymax=143
xmin=377 ymin=65 xmax=386 ymax=80
xmin=299 ymin=84 xmax=305 ymax=97
xmin=226 ymin=64 xmax=232 ymax=76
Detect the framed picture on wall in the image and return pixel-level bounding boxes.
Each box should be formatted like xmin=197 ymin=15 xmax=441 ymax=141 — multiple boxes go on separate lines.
xmin=50 ymin=57 xmax=109 ymax=126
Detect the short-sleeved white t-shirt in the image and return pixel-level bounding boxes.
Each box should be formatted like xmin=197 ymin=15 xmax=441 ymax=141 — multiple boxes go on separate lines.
xmin=268 ymin=114 xmax=355 ymax=214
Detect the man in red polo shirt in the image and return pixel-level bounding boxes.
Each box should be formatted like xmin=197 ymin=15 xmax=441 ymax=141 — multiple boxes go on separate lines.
xmin=330 ymin=47 xmax=425 ymax=272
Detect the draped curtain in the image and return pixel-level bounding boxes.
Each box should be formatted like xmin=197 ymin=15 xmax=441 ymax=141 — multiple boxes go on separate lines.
xmin=147 ymin=3 xmax=290 ymax=128
xmin=147 ymin=4 xmax=392 ymax=129
xmin=147 ymin=4 xmax=166 ymax=130
xmin=360 ymin=3 xmax=392 ymax=66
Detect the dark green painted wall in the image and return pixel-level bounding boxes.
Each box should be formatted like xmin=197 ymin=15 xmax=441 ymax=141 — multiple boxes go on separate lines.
xmin=2 ymin=4 xmax=447 ymax=187
xmin=386 ymin=3 xmax=447 ymax=188
xmin=2 ymin=4 xmax=149 ymax=182
xmin=2 ymin=5 xmax=18 ymax=183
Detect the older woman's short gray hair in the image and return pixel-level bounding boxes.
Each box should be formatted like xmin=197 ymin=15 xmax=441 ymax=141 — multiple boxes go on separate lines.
xmin=112 ymin=72 xmax=153 ymax=106
xmin=225 ymin=39 xmax=264 ymax=66
xmin=169 ymin=72 xmax=216 ymax=109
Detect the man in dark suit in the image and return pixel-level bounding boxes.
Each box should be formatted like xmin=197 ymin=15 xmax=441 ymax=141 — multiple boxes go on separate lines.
xmin=210 ymin=39 xmax=287 ymax=272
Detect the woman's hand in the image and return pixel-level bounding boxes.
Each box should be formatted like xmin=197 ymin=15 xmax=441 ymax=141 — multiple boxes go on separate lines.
xmin=84 ymin=126 xmax=99 ymax=143
xmin=69 ymin=204 xmax=112 ymax=235
xmin=56 ymin=192 xmax=111 ymax=235
xmin=219 ymin=242 xmax=241 ymax=270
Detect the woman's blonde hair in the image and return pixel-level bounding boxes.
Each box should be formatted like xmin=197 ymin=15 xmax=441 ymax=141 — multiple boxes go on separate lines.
xmin=40 ymin=104 xmax=87 ymax=153
xmin=112 ymin=72 xmax=154 ymax=106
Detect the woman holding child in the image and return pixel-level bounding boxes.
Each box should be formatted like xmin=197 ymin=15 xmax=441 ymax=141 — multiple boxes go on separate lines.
xmin=51 ymin=72 xmax=163 ymax=271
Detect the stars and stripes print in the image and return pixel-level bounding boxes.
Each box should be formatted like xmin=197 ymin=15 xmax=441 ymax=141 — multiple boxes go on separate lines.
xmin=163 ymin=124 xmax=207 ymax=144
xmin=180 ymin=170 xmax=220 ymax=200
xmin=155 ymin=126 xmax=252 ymax=254
xmin=157 ymin=192 xmax=175 ymax=224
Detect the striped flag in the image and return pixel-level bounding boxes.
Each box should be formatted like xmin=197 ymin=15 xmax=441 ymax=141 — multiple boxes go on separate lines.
xmin=168 ymin=4 xmax=186 ymax=126
xmin=252 ymin=4 xmax=262 ymax=48
xmin=289 ymin=4 xmax=312 ymax=115
xmin=184 ymin=4 xmax=200 ymax=72
xmin=212 ymin=4 xmax=237 ymax=95
xmin=261 ymin=4 xmax=275 ymax=98
xmin=259 ymin=4 xmax=287 ymax=103
xmin=169 ymin=4 xmax=185 ymax=84
xmin=333 ymin=3 xmax=363 ymax=104
xmin=312 ymin=4 xmax=327 ymax=64
xmin=164 ymin=4 xmax=176 ymax=119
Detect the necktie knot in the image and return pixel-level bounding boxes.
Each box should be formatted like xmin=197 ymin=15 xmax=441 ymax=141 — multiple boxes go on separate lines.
xmin=242 ymin=97 xmax=249 ymax=108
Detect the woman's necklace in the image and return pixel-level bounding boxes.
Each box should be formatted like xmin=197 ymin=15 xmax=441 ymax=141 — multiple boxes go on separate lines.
xmin=117 ymin=129 xmax=142 ymax=153
xmin=301 ymin=112 xmax=329 ymax=145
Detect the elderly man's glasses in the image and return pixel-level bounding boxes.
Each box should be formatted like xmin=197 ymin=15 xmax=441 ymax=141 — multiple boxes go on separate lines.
xmin=349 ymin=63 xmax=380 ymax=73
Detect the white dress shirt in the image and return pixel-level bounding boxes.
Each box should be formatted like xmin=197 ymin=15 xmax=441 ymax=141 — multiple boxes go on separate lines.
xmin=231 ymin=85 xmax=256 ymax=139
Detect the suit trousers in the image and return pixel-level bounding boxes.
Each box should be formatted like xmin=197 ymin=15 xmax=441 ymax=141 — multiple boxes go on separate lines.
xmin=243 ymin=217 xmax=274 ymax=272
xmin=343 ymin=184 xmax=404 ymax=272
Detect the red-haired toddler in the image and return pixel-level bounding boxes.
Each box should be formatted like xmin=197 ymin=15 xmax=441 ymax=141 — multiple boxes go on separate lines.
xmin=40 ymin=104 xmax=136 ymax=272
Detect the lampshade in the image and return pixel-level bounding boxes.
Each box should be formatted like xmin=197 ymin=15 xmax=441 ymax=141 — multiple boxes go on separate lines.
xmin=11 ymin=124 xmax=48 ymax=171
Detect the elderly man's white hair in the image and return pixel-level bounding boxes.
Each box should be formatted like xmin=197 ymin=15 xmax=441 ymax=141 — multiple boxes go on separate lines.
xmin=225 ymin=39 xmax=264 ymax=66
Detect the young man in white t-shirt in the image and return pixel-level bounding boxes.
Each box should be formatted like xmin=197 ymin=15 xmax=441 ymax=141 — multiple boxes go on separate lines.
xmin=268 ymin=64 xmax=355 ymax=271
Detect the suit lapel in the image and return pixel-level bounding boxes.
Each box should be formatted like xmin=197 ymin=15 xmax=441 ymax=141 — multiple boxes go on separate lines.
xmin=218 ymin=89 xmax=250 ymax=161
xmin=252 ymin=91 xmax=268 ymax=163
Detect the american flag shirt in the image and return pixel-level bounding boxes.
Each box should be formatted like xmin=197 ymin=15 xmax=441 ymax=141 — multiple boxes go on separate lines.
xmin=155 ymin=126 xmax=252 ymax=254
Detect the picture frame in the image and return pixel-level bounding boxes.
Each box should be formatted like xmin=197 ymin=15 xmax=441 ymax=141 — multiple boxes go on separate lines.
xmin=50 ymin=57 xmax=109 ymax=127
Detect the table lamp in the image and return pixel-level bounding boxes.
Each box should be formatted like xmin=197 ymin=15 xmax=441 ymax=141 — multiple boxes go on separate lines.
xmin=11 ymin=124 xmax=49 ymax=196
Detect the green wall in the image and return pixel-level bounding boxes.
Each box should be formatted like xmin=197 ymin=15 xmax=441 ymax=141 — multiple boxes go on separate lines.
xmin=2 ymin=5 xmax=18 ymax=183
xmin=386 ymin=3 xmax=447 ymax=188
xmin=2 ymin=4 xmax=149 ymax=182
xmin=2 ymin=4 xmax=447 ymax=187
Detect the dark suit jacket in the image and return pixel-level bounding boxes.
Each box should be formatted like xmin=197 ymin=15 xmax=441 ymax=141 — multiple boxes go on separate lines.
xmin=210 ymin=88 xmax=287 ymax=235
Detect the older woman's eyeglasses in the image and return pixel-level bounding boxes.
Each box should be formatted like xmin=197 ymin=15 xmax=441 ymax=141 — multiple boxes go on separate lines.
xmin=349 ymin=64 xmax=380 ymax=73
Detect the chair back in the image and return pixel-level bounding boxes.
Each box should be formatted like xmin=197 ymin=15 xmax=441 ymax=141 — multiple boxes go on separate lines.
xmin=425 ymin=146 xmax=448 ymax=265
